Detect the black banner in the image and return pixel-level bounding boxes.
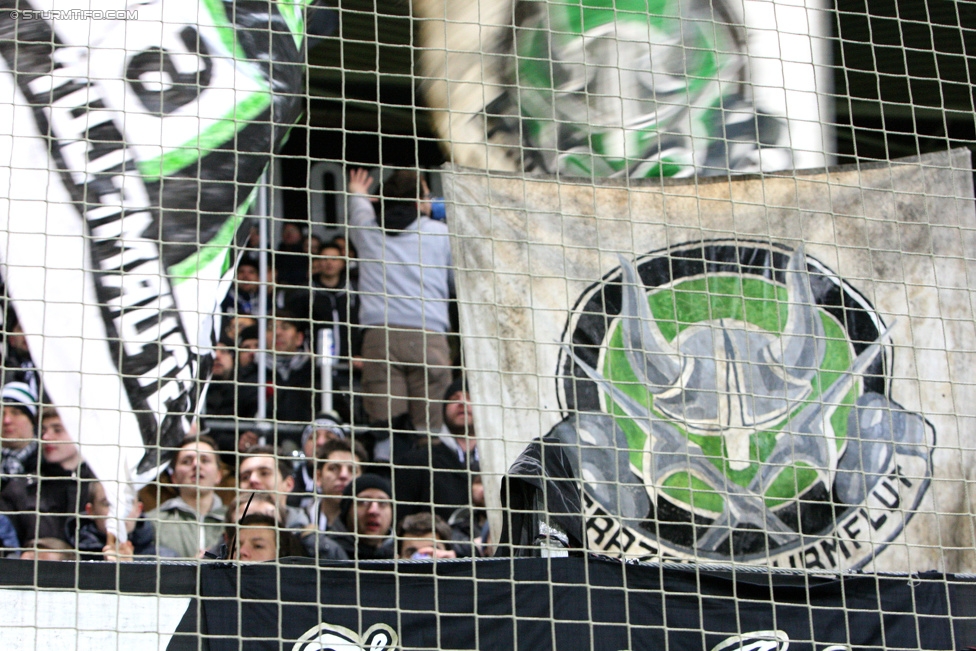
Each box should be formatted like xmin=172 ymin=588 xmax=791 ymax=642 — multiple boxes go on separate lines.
xmin=194 ymin=558 xmax=969 ymax=651
xmin=1 ymin=557 xmax=973 ymax=650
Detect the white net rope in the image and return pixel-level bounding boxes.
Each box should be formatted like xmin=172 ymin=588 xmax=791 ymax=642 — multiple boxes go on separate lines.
xmin=0 ymin=0 xmax=975 ymax=648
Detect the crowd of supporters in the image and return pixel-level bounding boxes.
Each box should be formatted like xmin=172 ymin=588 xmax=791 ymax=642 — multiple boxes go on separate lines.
xmin=0 ymin=168 xmax=494 ymax=563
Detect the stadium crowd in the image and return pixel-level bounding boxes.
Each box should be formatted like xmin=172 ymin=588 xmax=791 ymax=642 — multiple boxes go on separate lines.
xmin=0 ymin=169 xmax=492 ymax=563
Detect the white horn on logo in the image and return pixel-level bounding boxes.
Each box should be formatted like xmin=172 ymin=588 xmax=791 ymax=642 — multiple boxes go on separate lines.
xmin=763 ymin=246 xmax=824 ymax=380
xmin=617 ymin=255 xmax=682 ymax=393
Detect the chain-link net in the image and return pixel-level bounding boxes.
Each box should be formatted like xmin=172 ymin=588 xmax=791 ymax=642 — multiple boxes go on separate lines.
xmin=1 ymin=0 xmax=975 ymax=649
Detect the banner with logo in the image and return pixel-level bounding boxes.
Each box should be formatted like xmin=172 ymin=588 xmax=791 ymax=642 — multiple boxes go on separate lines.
xmin=447 ymin=149 xmax=976 ymax=572
xmin=1 ymin=557 xmax=971 ymax=650
xmin=193 ymin=558 xmax=965 ymax=651
xmin=415 ymin=0 xmax=831 ymax=177
xmin=0 ymin=0 xmax=308 ymax=536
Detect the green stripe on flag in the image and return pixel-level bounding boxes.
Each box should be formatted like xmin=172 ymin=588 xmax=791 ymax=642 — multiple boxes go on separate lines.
xmin=168 ymin=188 xmax=258 ymax=285
xmin=137 ymin=91 xmax=272 ymax=181
xmin=136 ymin=0 xmax=272 ymax=181
xmin=201 ymin=0 xmax=249 ymax=60
xmin=277 ymin=0 xmax=312 ymax=48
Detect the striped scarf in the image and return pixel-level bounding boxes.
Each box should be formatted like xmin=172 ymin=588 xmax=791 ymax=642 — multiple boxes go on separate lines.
xmin=1 ymin=440 xmax=37 ymax=476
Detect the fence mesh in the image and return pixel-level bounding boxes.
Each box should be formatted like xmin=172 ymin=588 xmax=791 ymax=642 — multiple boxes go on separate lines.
xmin=1 ymin=0 xmax=976 ymax=649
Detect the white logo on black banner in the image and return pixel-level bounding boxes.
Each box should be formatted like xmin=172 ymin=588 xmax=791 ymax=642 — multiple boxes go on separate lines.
xmin=709 ymin=630 xmax=790 ymax=651
xmin=551 ymin=241 xmax=933 ymax=569
xmin=708 ymin=629 xmax=849 ymax=651
xmin=292 ymin=622 xmax=398 ymax=651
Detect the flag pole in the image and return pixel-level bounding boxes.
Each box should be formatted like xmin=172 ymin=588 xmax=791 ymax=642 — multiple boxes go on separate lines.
xmin=256 ymin=172 xmax=270 ymax=444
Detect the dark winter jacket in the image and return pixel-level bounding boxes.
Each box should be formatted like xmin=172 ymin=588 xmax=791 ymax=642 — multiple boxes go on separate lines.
xmin=395 ymin=437 xmax=478 ymax=522
xmin=332 ymin=531 xmax=395 ymax=561
xmin=67 ymin=517 xmax=157 ymax=560
xmin=311 ymin=277 xmax=362 ymax=362
xmin=206 ymin=363 xmax=259 ymax=419
xmin=272 ymin=352 xmax=316 ymax=424
xmin=0 ymin=461 xmax=94 ymax=544
xmin=298 ymin=526 xmax=351 ymax=561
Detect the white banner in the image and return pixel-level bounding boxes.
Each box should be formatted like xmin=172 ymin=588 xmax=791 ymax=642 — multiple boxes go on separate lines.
xmin=0 ymin=589 xmax=189 ymax=651
xmin=448 ymin=149 xmax=976 ymax=572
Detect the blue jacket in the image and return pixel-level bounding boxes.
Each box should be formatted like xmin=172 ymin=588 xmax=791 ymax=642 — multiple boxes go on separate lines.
xmin=0 ymin=514 xmax=20 ymax=556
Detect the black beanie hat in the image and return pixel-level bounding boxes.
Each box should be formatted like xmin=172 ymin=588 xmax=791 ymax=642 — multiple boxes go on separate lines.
xmin=339 ymin=473 xmax=392 ymax=526
xmin=238 ymin=325 xmax=259 ymax=346
xmin=442 ymin=376 xmax=467 ymax=420
xmin=443 ymin=376 xmax=466 ymax=403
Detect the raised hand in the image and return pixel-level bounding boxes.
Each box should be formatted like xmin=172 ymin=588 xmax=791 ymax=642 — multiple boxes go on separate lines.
xmin=348 ymin=168 xmax=375 ymax=196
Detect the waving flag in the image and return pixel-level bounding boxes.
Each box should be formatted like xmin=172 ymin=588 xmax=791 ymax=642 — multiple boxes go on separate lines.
xmin=416 ymin=0 xmax=831 ymax=177
xmin=0 ymin=0 xmax=309 ymax=539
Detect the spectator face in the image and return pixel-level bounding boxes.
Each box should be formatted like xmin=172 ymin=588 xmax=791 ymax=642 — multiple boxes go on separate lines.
xmin=238 ymin=337 xmax=259 ymax=368
xmin=223 ymin=315 xmax=255 ymax=342
xmin=40 ymin=415 xmax=80 ymax=468
xmin=239 ymin=455 xmax=294 ymax=502
xmin=281 ymin=223 xmax=302 ymax=246
xmin=88 ymin=483 xmax=111 ymax=534
xmin=86 ymin=482 xmax=140 ymax=535
xmin=237 ymin=264 xmax=260 ymax=294
xmin=274 ymin=321 xmax=305 ymax=353
xmin=318 ymin=451 xmax=360 ymax=497
xmin=303 ymin=426 xmax=341 ymax=458
xmin=399 ymin=532 xmax=450 ymax=559
xmin=350 ymin=488 xmax=392 ymax=543
xmin=212 ymin=345 xmax=234 ymax=379
xmin=314 ymin=246 xmax=345 ymax=279
xmin=444 ymin=391 xmax=474 ymax=432
xmin=21 ymin=549 xmax=71 ymax=561
xmin=332 ymin=237 xmax=347 ymax=258
xmin=7 ymin=325 xmax=28 ymax=353
xmin=247 ymin=226 xmax=260 ymax=248
xmin=1 ymin=405 xmax=34 ymax=450
xmin=170 ymin=441 xmax=222 ymax=489
xmin=304 ymin=236 xmax=322 ymax=255
xmin=237 ymin=526 xmax=277 ymax=562
xmin=231 ymin=498 xmax=279 ymax=525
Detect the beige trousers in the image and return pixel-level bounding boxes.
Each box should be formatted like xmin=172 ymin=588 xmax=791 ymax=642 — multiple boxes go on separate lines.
xmin=360 ymin=328 xmax=453 ymax=433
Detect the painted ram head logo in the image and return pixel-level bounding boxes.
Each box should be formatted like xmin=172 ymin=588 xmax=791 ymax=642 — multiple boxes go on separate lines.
xmin=606 ymin=246 xmax=833 ymax=469
xmin=553 ymin=242 xmax=932 ymax=565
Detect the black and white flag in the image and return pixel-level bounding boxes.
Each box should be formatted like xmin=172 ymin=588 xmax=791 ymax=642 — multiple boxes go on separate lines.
xmin=0 ymin=0 xmax=308 ymax=538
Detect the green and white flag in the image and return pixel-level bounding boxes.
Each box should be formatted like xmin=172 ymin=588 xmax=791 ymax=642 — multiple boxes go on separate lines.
xmin=416 ymin=0 xmax=831 ymax=178
xmin=0 ymin=0 xmax=310 ymax=540
xmin=448 ymin=149 xmax=976 ymax=572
